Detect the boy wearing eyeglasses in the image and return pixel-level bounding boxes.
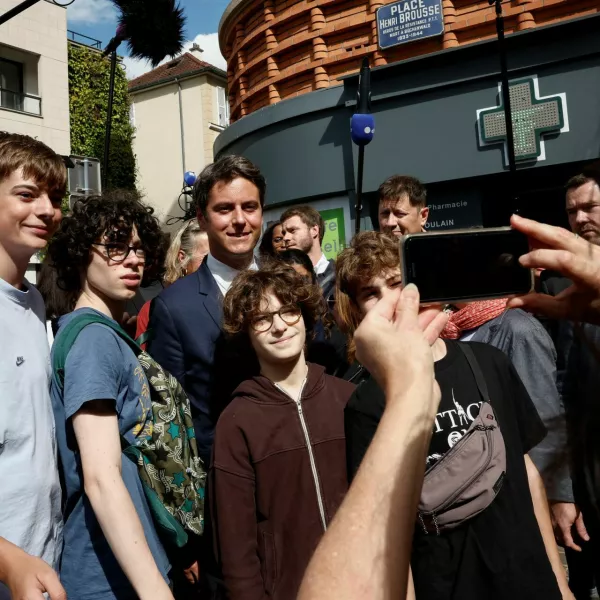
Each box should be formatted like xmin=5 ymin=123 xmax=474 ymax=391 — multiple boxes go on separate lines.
xmin=47 ymin=193 xmax=175 ymax=600
xmin=211 ymin=264 xmax=354 ymax=600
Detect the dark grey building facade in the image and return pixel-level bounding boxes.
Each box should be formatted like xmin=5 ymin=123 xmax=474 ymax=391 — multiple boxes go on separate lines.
xmin=215 ymin=14 xmax=600 ymax=244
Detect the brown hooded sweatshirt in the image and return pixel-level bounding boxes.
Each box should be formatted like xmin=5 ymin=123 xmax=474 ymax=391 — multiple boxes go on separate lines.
xmin=209 ymin=362 xmax=354 ymax=600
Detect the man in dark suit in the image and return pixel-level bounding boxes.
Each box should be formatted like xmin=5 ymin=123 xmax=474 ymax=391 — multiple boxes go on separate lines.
xmin=148 ymin=155 xmax=265 ymax=465
xmin=542 ymin=170 xmax=600 ymax=599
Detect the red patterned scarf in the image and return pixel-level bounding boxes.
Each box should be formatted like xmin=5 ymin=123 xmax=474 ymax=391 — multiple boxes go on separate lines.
xmin=441 ymin=299 xmax=508 ymax=340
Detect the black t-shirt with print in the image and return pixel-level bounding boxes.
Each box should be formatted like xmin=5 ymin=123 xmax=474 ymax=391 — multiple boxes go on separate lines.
xmin=426 ymin=348 xmax=484 ymax=466
xmin=344 ymin=340 xmax=561 ymax=600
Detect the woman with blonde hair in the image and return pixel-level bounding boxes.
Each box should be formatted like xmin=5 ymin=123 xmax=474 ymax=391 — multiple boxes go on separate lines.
xmin=136 ymin=218 xmax=209 ymax=342
xmin=163 ymin=218 xmax=209 ymax=284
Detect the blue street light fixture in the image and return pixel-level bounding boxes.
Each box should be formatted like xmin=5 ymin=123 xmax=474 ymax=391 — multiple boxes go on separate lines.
xmin=184 ymin=171 xmax=197 ymax=188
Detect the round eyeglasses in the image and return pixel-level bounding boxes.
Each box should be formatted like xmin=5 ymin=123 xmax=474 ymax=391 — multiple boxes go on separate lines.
xmin=250 ymin=306 xmax=302 ymax=333
xmin=93 ymin=242 xmax=146 ymax=264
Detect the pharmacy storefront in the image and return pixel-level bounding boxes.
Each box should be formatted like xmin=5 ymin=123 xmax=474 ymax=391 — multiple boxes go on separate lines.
xmin=216 ymin=13 xmax=600 ymax=246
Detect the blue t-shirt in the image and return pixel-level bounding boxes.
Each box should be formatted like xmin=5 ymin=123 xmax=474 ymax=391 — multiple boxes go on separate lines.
xmin=50 ymin=308 xmax=170 ymax=599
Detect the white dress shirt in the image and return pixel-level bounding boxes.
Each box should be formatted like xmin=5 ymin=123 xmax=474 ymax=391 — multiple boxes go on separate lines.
xmin=207 ymin=253 xmax=258 ymax=297
xmin=314 ymin=253 xmax=330 ymax=276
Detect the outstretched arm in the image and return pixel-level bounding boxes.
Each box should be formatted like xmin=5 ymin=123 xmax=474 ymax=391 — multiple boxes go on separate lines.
xmin=299 ymin=285 xmax=447 ymax=600
xmin=73 ymin=401 xmax=174 ymax=600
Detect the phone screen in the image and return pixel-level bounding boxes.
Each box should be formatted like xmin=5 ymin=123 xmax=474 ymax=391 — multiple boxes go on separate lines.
xmin=401 ymin=228 xmax=532 ymax=304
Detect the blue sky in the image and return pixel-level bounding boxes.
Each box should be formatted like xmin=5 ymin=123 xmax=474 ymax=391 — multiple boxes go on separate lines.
xmin=66 ymin=0 xmax=230 ymax=78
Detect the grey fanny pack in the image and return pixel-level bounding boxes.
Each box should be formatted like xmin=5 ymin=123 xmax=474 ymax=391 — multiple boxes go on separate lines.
xmin=418 ymin=344 xmax=507 ymax=535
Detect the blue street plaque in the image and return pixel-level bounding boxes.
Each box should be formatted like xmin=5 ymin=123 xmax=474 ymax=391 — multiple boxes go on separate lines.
xmin=376 ymin=0 xmax=444 ymax=50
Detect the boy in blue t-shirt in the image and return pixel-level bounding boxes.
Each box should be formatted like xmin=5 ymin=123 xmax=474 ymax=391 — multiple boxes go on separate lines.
xmin=48 ymin=193 xmax=173 ymax=600
xmin=0 ymin=133 xmax=66 ymax=599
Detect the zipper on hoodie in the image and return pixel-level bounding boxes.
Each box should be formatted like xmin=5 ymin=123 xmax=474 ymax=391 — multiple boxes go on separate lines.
xmin=275 ymin=378 xmax=328 ymax=532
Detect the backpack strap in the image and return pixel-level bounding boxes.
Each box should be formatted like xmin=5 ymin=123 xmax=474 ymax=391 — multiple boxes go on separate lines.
xmin=53 ymin=313 xmax=141 ymax=390
xmin=457 ymin=343 xmax=491 ymax=404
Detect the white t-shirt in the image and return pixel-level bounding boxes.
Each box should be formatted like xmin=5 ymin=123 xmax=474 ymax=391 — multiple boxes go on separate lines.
xmin=0 ymin=278 xmax=63 ymax=598
xmin=206 ymin=254 xmax=258 ymax=297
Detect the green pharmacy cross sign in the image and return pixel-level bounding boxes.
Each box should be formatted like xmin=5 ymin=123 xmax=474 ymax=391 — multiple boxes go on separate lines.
xmin=477 ymin=76 xmax=567 ymax=163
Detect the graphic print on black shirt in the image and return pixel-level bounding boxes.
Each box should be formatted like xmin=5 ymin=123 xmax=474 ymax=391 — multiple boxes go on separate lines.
xmin=427 ymin=387 xmax=482 ymax=466
xmin=344 ymin=340 xmax=560 ymax=600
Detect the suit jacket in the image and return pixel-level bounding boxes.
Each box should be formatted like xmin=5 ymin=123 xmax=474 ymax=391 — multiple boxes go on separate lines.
xmin=563 ymin=322 xmax=600 ymax=523
xmin=148 ymin=261 xmax=256 ymax=463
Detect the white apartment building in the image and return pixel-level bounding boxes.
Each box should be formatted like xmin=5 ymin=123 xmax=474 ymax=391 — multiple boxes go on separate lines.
xmin=129 ymin=44 xmax=228 ymax=229
xmin=0 ymin=0 xmax=70 ymax=283
xmin=0 ymin=0 xmax=70 ymax=154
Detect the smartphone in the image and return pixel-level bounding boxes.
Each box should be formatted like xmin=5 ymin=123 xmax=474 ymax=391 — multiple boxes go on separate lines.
xmin=401 ymin=227 xmax=533 ymax=305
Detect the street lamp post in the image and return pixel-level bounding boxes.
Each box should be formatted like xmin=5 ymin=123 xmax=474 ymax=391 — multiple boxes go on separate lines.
xmin=489 ymin=0 xmax=518 ymax=208
xmin=351 ymin=57 xmax=375 ymax=235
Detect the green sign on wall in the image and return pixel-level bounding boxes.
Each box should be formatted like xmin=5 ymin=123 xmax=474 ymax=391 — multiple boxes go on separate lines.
xmin=477 ymin=76 xmax=567 ymax=163
xmin=319 ymin=208 xmax=346 ymax=260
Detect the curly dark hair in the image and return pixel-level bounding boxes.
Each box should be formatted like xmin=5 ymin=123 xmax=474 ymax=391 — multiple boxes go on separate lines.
xmin=274 ymin=249 xmax=317 ymax=285
xmin=36 ymin=257 xmax=76 ymax=320
xmin=223 ymin=264 xmax=326 ymax=344
xmin=48 ymin=191 xmax=165 ymax=294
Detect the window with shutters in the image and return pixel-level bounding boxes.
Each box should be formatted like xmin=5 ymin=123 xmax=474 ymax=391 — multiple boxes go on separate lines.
xmin=216 ymin=86 xmax=229 ymax=127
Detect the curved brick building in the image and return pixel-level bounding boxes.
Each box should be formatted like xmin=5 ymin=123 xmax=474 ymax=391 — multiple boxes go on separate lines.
xmin=216 ymin=2 xmax=600 ymax=256
xmin=219 ymin=0 xmax=596 ymax=122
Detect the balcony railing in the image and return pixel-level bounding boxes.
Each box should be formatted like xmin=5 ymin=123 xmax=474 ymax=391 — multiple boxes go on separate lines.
xmin=67 ymin=30 xmax=102 ymax=50
xmin=0 ymin=88 xmax=41 ymax=116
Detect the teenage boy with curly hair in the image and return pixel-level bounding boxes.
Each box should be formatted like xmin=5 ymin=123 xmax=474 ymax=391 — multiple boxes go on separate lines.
xmin=0 ymin=132 xmax=66 ymax=600
xmin=48 ymin=193 xmax=174 ymax=600
xmin=210 ymin=264 xmax=354 ymax=600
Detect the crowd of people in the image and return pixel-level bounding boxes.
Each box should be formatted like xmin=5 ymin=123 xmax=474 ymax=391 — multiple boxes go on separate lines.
xmin=2 ymin=129 xmax=600 ymax=600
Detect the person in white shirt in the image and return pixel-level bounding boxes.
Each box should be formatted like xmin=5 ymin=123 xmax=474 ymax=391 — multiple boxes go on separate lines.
xmin=280 ymin=205 xmax=335 ymax=302
xmin=150 ymin=154 xmax=264 ymax=459
xmin=148 ymin=155 xmax=264 ymax=596
xmin=0 ymin=132 xmax=66 ymax=600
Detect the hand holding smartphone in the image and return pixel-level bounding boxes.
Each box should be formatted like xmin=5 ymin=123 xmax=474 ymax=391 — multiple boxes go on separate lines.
xmin=400 ymin=227 xmax=533 ymax=305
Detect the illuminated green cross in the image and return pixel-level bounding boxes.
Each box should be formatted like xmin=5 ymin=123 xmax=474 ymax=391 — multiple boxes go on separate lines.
xmin=478 ymin=77 xmax=565 ymax=162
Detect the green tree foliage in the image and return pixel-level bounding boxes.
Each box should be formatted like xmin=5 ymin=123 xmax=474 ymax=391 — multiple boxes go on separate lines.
xmin=68 ymin=43 xmax=137 ymax=191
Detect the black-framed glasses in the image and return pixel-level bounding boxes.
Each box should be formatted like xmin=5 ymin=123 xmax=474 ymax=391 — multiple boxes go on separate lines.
xmin=250 ymin=306 xmax=302 ymax=333
xmin=93 ymin=242 xmax=146 ymax=264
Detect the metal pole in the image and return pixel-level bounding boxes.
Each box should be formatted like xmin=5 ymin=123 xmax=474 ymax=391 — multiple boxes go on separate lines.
xmin=177 ymin=80 xmax=187 ymax=180
xmin=491 ymin=0 xmax=518 ymax=203
xmin=355 ymin=145 xmax=365 ymax=235
xmin=102 ymin=51 xmax=118 ymax=190
xmin=0 ymin=0 xmax=41 ymax=26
